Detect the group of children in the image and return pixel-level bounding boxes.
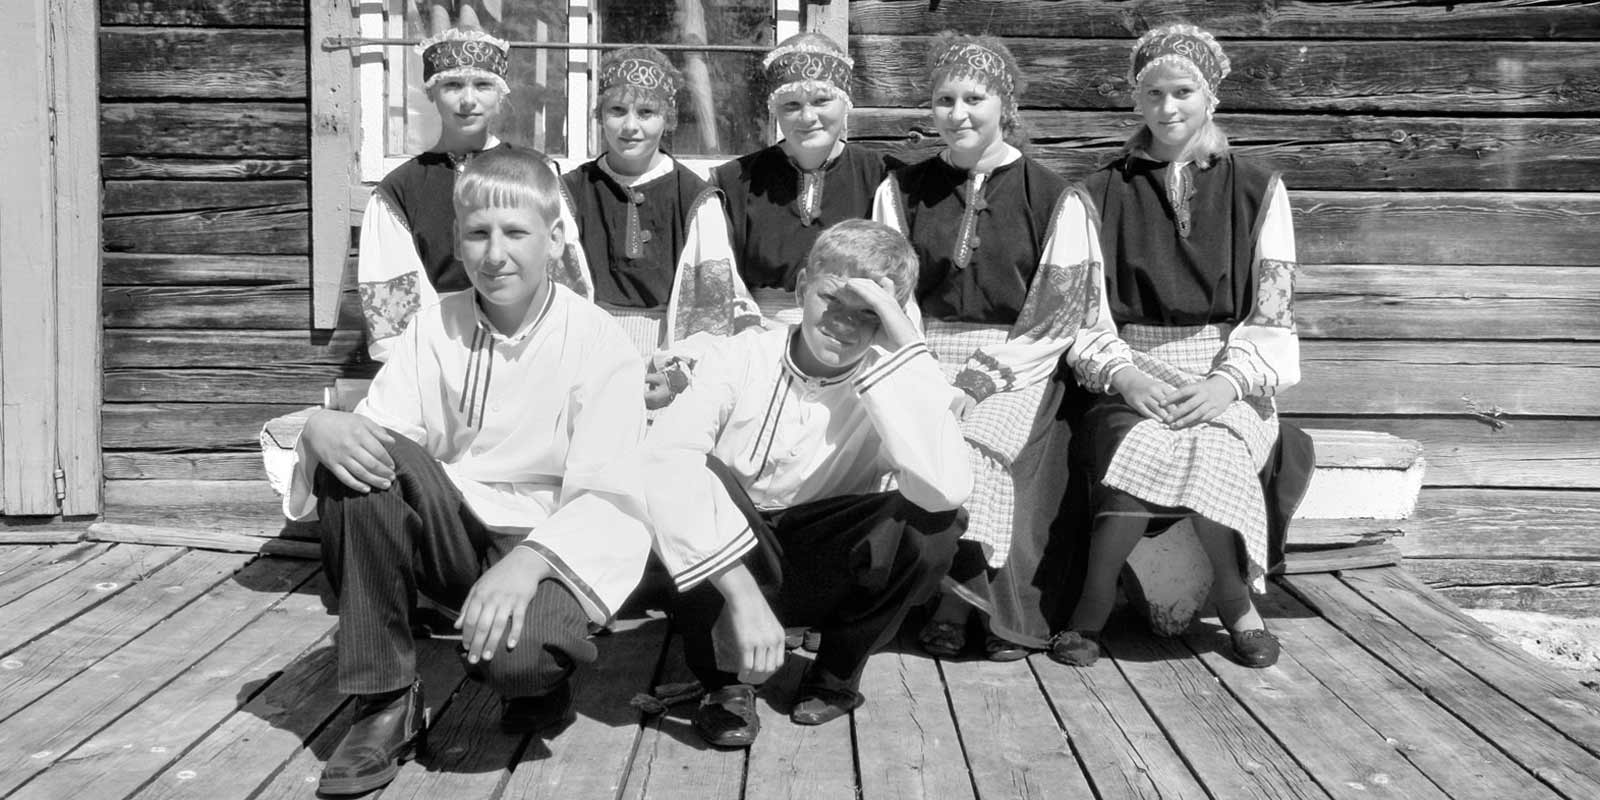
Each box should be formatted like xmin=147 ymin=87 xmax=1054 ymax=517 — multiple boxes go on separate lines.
xmin=288 ymin=20 xmax=1310 ymax=796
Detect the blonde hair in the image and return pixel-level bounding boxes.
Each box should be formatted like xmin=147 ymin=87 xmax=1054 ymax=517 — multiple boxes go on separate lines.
xmin=1125 ymin=24 xmax=1231 ymax=167
xmin=801 ymin=220 xmax=919 ymax=305
xmin=452 ymin=148 xmax=562 ymax=225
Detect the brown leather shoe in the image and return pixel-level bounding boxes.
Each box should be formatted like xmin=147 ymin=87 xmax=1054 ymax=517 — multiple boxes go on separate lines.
xmin=790 ymin=669 xmax=864 ymax=726
xmin=318 ymin=680 xmax=426 ymax=796
xmin=1230 ymin=628 xmax=1281 ymax=668
xmin=693 ymin=684 xmax=760 ymax=748
xmin=501 ymin=679 xmax=575 ymax=735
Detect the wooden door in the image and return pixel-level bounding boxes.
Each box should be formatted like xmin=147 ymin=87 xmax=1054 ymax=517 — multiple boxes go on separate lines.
xmin=0 ymin=0 xmax=101 ymax=516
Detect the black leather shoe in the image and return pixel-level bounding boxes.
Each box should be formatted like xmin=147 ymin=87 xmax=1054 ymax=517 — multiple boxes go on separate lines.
xmin=319 ymin=680 xmax=426 ymax=796
xmin=1046 ymin=630 xmax=1101 ymax=667
xmin=1230 ymin=628 xmax=1281 ymax=668
xmin=501 ymin=679 xmax=576 ymax=735
xmin=693 ymin=684 xmax=760 ymax=748
xmin=790 ymin=670 xmax=863 ymax=726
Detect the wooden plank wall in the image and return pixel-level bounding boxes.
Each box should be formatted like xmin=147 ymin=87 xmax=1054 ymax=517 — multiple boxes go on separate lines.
xmin=96 ymin=1 xmax=1600 ymax=612
xmin=848 ymin=0 xmax=1600 ymax=614
xmin=98 ymin=0 xmax=372 ymax=536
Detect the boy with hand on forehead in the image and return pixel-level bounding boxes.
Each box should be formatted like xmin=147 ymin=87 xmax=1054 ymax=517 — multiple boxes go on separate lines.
xmin=287 ymin=149 xmax=650 ymax=796
xmin=640 ymin=219 xmax=972 ymax=748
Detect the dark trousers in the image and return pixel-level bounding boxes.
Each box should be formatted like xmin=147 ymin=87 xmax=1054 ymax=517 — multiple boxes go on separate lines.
xmin=674 ymin=466 xmax=963 ymax=691
xmin=317 ymin=433 xmax=597 ymax=697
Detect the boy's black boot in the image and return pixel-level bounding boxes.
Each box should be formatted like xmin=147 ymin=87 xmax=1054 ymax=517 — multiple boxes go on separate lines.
xmin=319 ymin=680 xmax=426 ymax=796
xmin=693 ymin=684 xmax=760 ymax=748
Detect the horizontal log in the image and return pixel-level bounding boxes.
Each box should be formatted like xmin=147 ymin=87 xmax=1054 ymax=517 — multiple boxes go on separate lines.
xmin=1296 ymin=264 xmax=1600 ymax=341
xmin=1406 ymin=557 xmax=1600 ymax=616
xmin=1288 ymin=341 xmax=1600 ymax=417
xmin=103 ymin=402 xmax=306 ymax=449
xmin=101 ymin=28 xmax=306 ymax=99
xmin=103 ymin=451 xmax=268 ymax=481
xmin=101 ymin=479 xmax=286 ymax=534
xmin=104 ymin=180 xmax=306 ymax=215
xmin=1291 ymin=417 xmax=1600 ymax=490
xmin=1281 ymin=542 xmax=1402 ymax=575
xmin=87 ymin=522 xmax=318 ymax=559
xmin=105 ymin=328 xmax=367 ymax=367
xmin=852 ymin=110 xmax=1600 ymax=192
xmin=850 ymin=1 xmax=1600 ymax=40
xmin=1301 ymin=428 xmax=1422 ymax=469
xmin=1292 ymin=191 xmax=1600 ymax=267
xmin=851 ymin=36 xmax=1600 ymax=113
xmin=0 ymin=530 xmax=90 ymax=544
xmin=101 ymin=156 xmax=310 ymax=180
xmin=103 ymin=286 xmax=362 ymax=328
xmin=102 ymin=0 xmax=305 ymax=27
xmin=102 ymin=205 xmax=308 ymax=254
xmin=102 ymin=253 xmax=311 ymax=286
xmin=106 ymin=365 xmax=357 ymax=404
xmin=1401 ymin=488 xmax=1600 ymax=560
xmin=101 ymin=103 xmax=308 ymax=157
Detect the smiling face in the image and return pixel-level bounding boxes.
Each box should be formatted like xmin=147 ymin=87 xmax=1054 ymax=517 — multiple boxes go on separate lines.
xmin=931 ymin=76 xmax=1006 ymax=159
xmin=1134 ymin=62 xmax=1212 ymax=160
xmin=792 ymin=271 xmax=881 ymax=376
xmin=774 ymin=88 xmax=848 ymax=156
xmin=600 ymin=97 xmax=667 ymax=174
xmin=432 ymin=76 xmax=504 ymax=138
xmin=456 ymin=203 xmax=561 ymax=333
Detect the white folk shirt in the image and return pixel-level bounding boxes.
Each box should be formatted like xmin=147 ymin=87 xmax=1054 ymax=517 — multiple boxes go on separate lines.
xmin=284 ymin=284 xmax=650 ymax=624
xmin=641 ymin=326 xmax=973 ymax=591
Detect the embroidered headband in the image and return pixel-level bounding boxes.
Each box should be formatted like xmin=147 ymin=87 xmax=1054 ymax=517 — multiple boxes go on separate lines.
xmin=764 ymin=32 xmax=853 ymax=102
xmin=929 ymin=40 xmax=1017 ymax=98
xmin=419 ymin=28 xmax=510 ymax=94
xmin=1129 ymin=23 xmax=1230 ymax=97
xmin=598 ymin=52 xmax=681 ymax=105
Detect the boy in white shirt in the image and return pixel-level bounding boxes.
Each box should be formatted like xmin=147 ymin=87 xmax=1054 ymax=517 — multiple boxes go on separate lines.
xmin=288 ymin=149 xmax=649 ymax=795
xmin=642 ymin=220 xmax=972 ymax=747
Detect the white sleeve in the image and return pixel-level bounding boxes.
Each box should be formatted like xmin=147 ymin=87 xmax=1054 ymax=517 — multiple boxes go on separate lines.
xmin=855 ymin=342 xmax=972 ymax=511
xmin=1213 ymin=177 xmax=1301 ymax=396
xmin=357 ymin=192 xmax=437 ymax=363
xmin=664 ymin=189 xmax=761 ymax=346
xmin=870 ymin=175 xmax=907 ymax=235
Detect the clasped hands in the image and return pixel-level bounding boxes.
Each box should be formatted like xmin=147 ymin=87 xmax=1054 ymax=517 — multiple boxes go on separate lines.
xmin=1112 ymin=369 xmax=1239 ymax=429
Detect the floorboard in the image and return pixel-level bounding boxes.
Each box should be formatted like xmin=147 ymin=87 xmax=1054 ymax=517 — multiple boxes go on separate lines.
xmin=1284 ymin=571 xmax=1600 ymax=799
xmin=939 ymin=653 xmax=1093 ymax=799
xmin=0 ymin=549 xmax=250 ymax=724
xmin=2 ymin=551 xmax=1598 ymax=800
xmin=1255 ymin=585 xmax=1564 ymax=800
xmin=501 ymin=615 xmax=669 ymax=799
xmin=854 ymin=634 xmax=975 ymax=800
xmin=0 ymin=556 xmax=315 ymax=795
xmin=1107 ymin=627 xmax=1332 ymax=800
xmin=1033 ymin=642 xmax=1209 ymax=800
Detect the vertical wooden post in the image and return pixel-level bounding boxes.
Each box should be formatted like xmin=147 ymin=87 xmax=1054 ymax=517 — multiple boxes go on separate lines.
xmin=804 ymin=0 xmax=848 ymax=48
xmin=0 ymin=0 xmax=61 ymax=513
xmin=310 ymin=0 xmax=360 ymax=330
xmin=49 ymin=0 xmax=102 ymax=515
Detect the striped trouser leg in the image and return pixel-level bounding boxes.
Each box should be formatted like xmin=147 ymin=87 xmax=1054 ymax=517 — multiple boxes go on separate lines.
xmin=466 ymin=573 xmax=598 ymax=698
xmin=317 ymin=433 xmax=486 ymax=696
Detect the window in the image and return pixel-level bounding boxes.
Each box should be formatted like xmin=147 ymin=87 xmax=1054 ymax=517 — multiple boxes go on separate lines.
xmin=355 ymin=0 xmax=813 ymax=181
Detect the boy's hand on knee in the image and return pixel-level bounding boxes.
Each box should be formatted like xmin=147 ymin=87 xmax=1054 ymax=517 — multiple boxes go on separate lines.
xmin=709 ymin=564 xmax=785 ymax=684
xmin=457 ymin=546 xmax=553 ymax=664
xmin=713 ymin=596 xmax=786 ymax=685
xmin=301 ymin=410 xmax=397 ymax=493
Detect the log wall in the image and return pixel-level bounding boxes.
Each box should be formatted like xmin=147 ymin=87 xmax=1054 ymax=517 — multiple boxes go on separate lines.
xmin=97 ymin=1 xmax=1600 ymax=612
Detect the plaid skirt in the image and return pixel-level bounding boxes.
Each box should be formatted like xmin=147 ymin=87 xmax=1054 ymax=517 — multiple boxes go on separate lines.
xmin=1099 ymin=323 xmax=1278 ymax=592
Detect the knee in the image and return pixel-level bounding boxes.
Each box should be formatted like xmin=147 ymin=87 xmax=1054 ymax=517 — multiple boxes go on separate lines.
xmin=892 ymin=500 xmax=962 ymax=577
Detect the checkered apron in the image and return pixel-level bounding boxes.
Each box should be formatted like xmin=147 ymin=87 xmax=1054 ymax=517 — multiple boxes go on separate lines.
xmin=1103 ymin=323 xmax=1278 ymax=591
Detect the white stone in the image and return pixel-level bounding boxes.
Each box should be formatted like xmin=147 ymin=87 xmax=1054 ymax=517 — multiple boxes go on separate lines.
xmin=1294 ymin=459 xmax=1427 ymax=520
xmin=1122 ymin=521 xmax=1213 ymax=637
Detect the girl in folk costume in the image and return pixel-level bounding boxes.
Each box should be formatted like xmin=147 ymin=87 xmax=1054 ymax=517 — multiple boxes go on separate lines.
xmin=562 ymin=47 xmax=759 ymax=407
xmin=874 ymin=32 xmax=1101 ymax=659
xmin=1056 ymin=23 xmax=1313 ymax=669
xmin=358 ymin=26 xmax=590 ymax=362
xmin=714 ymin=32 xmax=887 ymax=319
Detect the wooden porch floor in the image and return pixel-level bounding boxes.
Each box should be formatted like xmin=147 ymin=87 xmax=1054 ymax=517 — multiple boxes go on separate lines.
xmin=2 ymin=543 xmax=1599 ymax=799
